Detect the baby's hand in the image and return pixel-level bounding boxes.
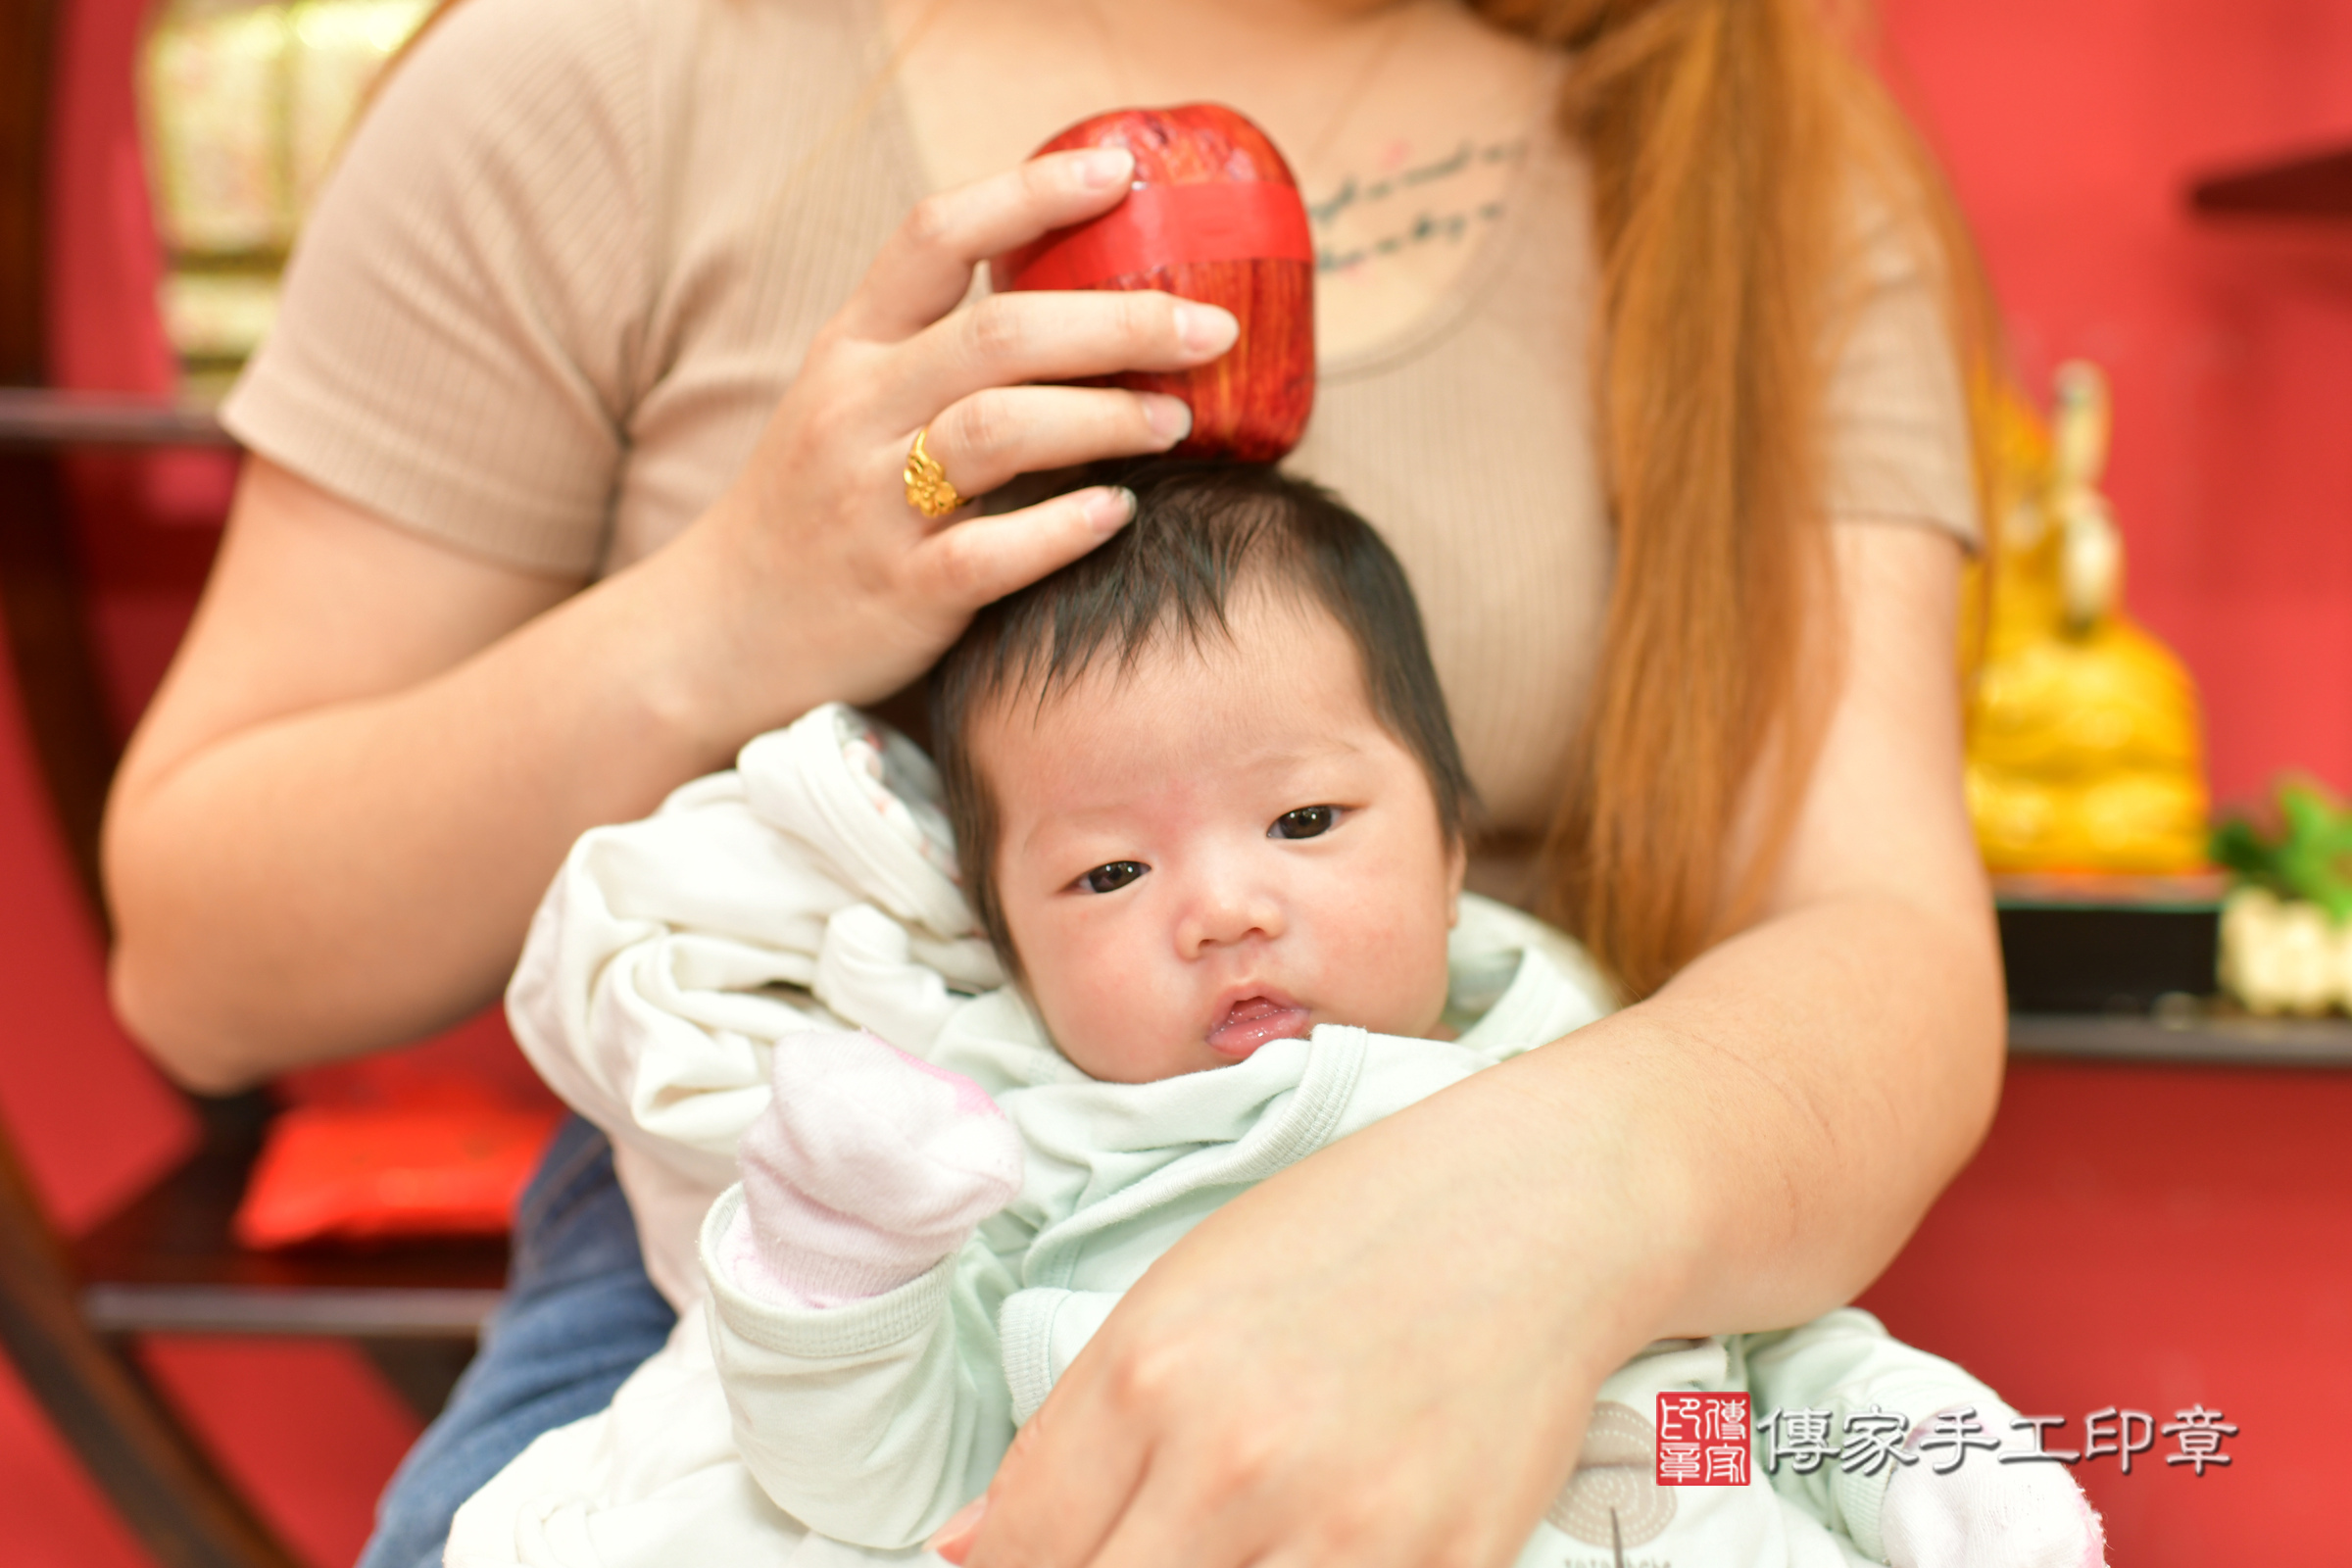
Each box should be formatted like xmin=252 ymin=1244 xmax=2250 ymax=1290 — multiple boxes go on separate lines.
xmin=726 ymin=1030 xmax=1023 ymax=1307
xmin=1880 ymin=1412 xmax=2106 ymax=1568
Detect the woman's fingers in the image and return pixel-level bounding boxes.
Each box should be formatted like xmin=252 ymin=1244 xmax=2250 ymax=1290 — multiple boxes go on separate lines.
xmin=925 ymin=1496 xmax=989 ymax=1564
xmin=908 ymin=485 xmax=1137 ymax=614
xmin=919 ymin=387 xmax=1191 ymax=499
xmin=940 ymin=1069 xmax=1620 ymax=1568
xmin=843 ymin=149 xmax=1138 ymax=341
xmin=961 ymin=1383 xmax=1141 ymax=1568
xmin=685 ymin=159 xmax=1227 ymax=722
xmin=881 ymin=289 xmax=1237 ymax=430
xmin=968 ymin=1351 xmax=1399 ymax=1568
xmin=1066 ymin=1446 xmax=1274 ymax=1568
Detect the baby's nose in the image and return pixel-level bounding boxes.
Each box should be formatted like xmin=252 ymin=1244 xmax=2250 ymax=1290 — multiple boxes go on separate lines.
xmin=1175 ymin=877 xmax=1286 ymax=956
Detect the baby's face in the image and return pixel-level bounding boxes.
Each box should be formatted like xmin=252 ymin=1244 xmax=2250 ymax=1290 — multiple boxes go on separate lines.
xmin=970 ymin=587 xmax=1464 ymax=1083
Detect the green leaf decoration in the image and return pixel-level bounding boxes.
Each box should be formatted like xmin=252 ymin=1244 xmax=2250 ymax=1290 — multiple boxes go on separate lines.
xmin=2211 ymin=778 xmax=2352 ymax=923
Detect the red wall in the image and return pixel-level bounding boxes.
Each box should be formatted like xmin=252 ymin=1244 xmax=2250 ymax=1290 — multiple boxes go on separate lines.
xmin=1884 ymin=0 xmax=2352 ymax=808
xmin=1859 ymin=9 xmax=2352 ymax=1557
xmin=1857 ymin=1062 xmax=2346 ymax=1560
xmin=6 ymin=5 xmax=472 ymax=1561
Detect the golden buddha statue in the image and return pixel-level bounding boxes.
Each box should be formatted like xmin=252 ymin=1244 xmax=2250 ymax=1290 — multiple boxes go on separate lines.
xmin=1964 ymin=363 xmax=2209 ymax=873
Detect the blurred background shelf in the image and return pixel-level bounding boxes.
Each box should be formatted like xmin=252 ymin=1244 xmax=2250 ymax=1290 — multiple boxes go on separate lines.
xmin=0 ymin=387 xmax=232 ymax=447
xmin=2187 ymin=141 xmax=2352 ymax=218
xmin=1992 ymin=871 xmax=2225 ymax=1015
xmin=2009 ymin=1008 xmax=2352 ymax=1066
xmin=1990 ymin=873 xmax=2352 ymax=1064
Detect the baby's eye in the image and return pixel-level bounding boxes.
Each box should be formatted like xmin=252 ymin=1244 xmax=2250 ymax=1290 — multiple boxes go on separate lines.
xmin=1077 ymin=861 xmax=1149 ymax=894
xmin=1270 ymin=806 xmax=1340 ymax=841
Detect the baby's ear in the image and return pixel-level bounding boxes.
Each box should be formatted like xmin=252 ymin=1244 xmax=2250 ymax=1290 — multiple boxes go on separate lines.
xmin=1446 ymin=836 xmax=1467 ymax=928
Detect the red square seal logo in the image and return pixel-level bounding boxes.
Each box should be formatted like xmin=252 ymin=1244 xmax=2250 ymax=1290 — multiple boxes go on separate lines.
xmin=1657 ymin=1392 xmax=1751 ymax=1486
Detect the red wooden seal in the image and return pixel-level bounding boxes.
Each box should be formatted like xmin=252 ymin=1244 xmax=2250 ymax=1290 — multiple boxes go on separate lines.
xmin=991 ymin=104 xmax=1315 ymax=464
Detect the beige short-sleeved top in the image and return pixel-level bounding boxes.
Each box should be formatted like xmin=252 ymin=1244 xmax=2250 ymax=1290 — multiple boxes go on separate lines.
xmin=224 ymin=0 xmax=1977 ymax=850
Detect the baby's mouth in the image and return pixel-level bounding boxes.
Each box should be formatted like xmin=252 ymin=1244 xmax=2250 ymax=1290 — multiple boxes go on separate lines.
xmin=1206 ymin=993 xmax=1313 ymax=1059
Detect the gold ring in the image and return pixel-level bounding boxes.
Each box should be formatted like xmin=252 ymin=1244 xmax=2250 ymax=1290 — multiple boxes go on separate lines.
xmin=903 ymin=426 xmax=963 ymax=518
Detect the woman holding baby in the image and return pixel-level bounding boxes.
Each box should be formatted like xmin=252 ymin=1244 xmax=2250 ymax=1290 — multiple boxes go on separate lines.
xmin=100 ymin=1 xmax=2009 ymax=1566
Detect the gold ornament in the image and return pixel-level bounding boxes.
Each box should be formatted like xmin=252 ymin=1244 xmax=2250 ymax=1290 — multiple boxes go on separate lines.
xmin=1964 ymin=363 xmax=2209 ymax=874
xmin=903 ymin=426 xmax=964 ymax=518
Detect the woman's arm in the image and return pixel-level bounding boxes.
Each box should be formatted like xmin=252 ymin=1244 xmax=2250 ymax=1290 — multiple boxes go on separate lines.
xmin=105 ymin=150 xmax=1230 ymax=1092
xmin=948 ymin=520 xmax=2003 ymax=1568
xmin=108 ymin=460 xmax=675 ymax=1089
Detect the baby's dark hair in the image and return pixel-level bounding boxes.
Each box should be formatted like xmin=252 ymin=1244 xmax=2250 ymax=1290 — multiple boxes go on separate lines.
xmin=929 ymin=459 xmax=1472 ymax=969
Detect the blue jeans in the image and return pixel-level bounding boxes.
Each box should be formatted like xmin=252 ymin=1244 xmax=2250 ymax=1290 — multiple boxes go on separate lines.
xmin=356 ymin=1115 xmax=677 ymax=1568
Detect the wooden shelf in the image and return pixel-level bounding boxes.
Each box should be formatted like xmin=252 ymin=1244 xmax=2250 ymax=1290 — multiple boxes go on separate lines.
xmin=2188 ymin=142 xmax=2352 ymax=219
xmin=2010 ymin=1009 xmax=2352 ymax=1067
xmin=0 ymin=387 xmax=233 ymax=448
xmin=69 ymin=1106 xmax=506 ymax=1340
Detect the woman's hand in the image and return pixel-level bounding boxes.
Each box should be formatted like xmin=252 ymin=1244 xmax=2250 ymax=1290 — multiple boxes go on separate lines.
xmin=934 ymin=1047 xmax=1652 ymax=1568
xmin=931 ymin=525 xmax=2003 ymax=1568
xmin=664 ymin=144 xmax=1238 ymax=747
xmin=107 ymin=149 xmax=1233 ymax=1087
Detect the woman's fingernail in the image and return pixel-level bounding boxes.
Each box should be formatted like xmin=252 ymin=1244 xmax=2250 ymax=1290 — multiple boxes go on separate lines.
xmin=1144 ymin=395 xmax=1193 ymax=445
xmin=1177 ymin=303 xmax=1240 ymax=357
xmin=926 ymin=1496 xmax=989 ymax=1561
xmin=1077 ymin=148 xmax=1134 ymax=190
xmin=1085 ymin=487 xmax=1138 ymax=535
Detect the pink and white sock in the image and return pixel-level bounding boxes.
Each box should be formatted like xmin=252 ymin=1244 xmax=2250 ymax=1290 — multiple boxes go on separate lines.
xmin=1880 ymin=1408 xmax=2108 ymax=1568
xmin=722 ymin=1030 xmax=1023 ymax=1308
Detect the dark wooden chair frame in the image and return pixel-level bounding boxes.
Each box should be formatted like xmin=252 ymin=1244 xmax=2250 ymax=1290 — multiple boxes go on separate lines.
xmin=1 ymin=5 xmax=508 ymax=1563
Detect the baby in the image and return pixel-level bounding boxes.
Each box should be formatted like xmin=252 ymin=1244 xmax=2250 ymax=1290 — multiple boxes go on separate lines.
xmin=452 ymin=463 xmax=2102 ymax=1568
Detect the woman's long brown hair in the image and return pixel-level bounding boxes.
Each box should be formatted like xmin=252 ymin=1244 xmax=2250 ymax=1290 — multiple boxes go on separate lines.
xmin=1473 ymin=0 xmax=1996 ymax=1000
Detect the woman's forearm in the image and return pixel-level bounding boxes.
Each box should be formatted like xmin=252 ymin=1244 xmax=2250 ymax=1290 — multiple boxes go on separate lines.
xmin=106 ymin=155 xmax=1223 ymax=1091
xmin=950 ymin=524 xmax=1995 ymax=1568
xmin=948 ymin=880 xmax=2001 ymax=1568
xmin=1463 ymin=526 xmax=2006 ymax=1350
xmin=1491 ymin=881 xmax=2002 ymax=1353
xmin=103 ymin=473 xmax=820 ymax=1090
